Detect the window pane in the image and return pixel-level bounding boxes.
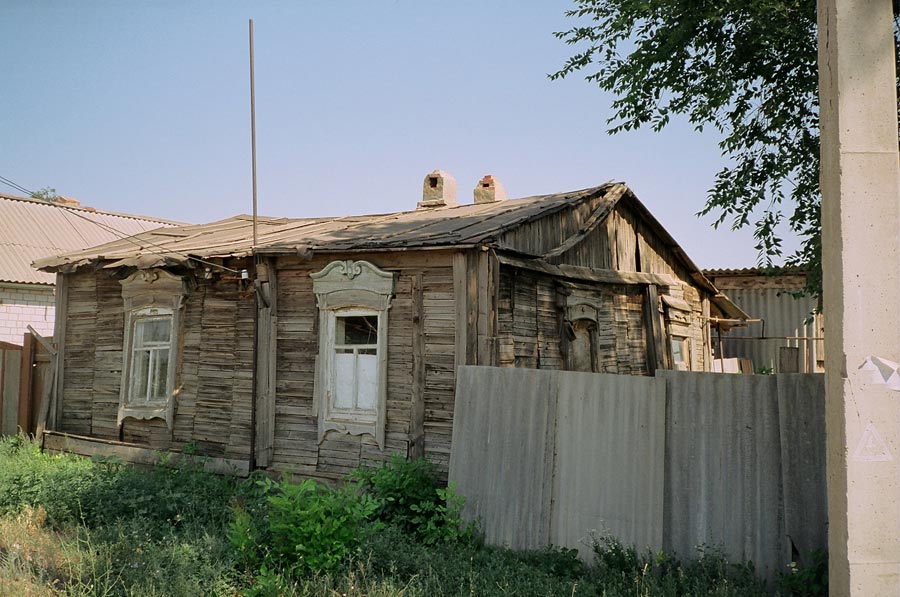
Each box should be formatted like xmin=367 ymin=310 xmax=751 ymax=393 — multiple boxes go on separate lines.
xmin=130 ymin=350 xmax=150 ymax=402
xmin=138 ymin=318 xmax=171 ymax=344
xmin=333 ymin=353 xmax=356 ymax=409
xmin=336 ymin=315 xmax=377 ymax=345
xmin=150 ymin=348 xmax=169 ymax=400
xmin=356 ymin=354 xmax=378 ymax=411
xmin=671 ymin=338 xmax=685 ymax=363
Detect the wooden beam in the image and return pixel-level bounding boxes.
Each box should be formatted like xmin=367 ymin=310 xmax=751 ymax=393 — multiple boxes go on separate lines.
xmin=497 ymin=253 xmax=681 ymax=287
xmin=254 ymin=258 xmax=277 ymax=468
xmin=409 ymin=273 xmax=426 ymax=459
xmin=453 ymin=252 xmax=468 ymax=373
xmin=48 ymin=273 xmax=68 ymax=433
xmin=645 ymin=284 xmax=667 ymax=374
xmin=43 ymin=430 xmax=250 ymax=476
xmin=17 ymin=332 xmax=35 ymax=435
xmin=541 ymin=184 xmax=626 ymax=259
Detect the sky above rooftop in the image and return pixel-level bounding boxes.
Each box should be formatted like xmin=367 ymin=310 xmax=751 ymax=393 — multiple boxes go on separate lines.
xmin=1 ymin=1 xmax=799 ymax=269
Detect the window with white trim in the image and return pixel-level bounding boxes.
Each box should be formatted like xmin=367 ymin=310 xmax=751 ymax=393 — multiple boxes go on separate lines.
xmin=127 ymin=308 xmax=174 ymax=406
xmin=117 ymin=269 xmax=187 ymax=430
xmin=311 ymin=260 xmax=394 ymax=449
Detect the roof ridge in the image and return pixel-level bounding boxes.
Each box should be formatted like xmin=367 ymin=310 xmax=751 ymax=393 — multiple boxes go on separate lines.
xmin=0 ymin=192 xmax=184 ymax=225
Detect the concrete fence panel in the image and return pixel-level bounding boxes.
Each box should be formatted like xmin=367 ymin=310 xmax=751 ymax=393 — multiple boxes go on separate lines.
xmin=449 ymin=367 xmax=826 ymax=584
xmin=551 ymin=371 xmax=665 ymax=558
xmin=449 ymin=366 xmax=558 ymax=549
xmin=661 ymin=371 xmax=785 ymax=580
xmin=777 ymin=373 xmax=827 ymax=565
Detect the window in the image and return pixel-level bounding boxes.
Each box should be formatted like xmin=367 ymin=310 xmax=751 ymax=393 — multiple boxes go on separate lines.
xmin=127 ymin=309 xmax=174 ymax=405
xmin=118 ymin=269 xmax=187 ymax=429
xmin=311 ymin=260 xmax=394 ymax=448
xmin=332 ymin=312 xmax=379 ymax=415
xmin=671 ymin=336 xmax=691 ymax=371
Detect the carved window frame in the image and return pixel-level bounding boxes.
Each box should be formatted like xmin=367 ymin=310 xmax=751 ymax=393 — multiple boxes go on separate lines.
xmin=118 ymin=269 xmax=188 ymax=430
xmin=562 ymin=294 xmax=602 ymax=373
xmin=311 ymin=260 xmax=394 ymax=449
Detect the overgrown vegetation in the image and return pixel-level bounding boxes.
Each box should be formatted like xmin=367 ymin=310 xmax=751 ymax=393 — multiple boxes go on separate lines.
xmin=0 ymin=435 xmax=792 ymax=595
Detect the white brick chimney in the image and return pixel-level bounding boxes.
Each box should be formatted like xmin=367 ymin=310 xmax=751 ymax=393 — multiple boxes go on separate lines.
xmin=417 ymin=170 xmax=458 ymax=209
xmin=473 ymin=175 xmax=507 ymax=204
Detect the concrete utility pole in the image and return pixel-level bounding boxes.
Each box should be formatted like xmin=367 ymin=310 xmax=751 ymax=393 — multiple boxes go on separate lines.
xmin=818 ymin=0 xmax=900 ymax=593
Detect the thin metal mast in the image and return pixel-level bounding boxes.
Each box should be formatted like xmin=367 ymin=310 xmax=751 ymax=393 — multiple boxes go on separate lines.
xmin=249 ymin=19 xmax=258 ymax=248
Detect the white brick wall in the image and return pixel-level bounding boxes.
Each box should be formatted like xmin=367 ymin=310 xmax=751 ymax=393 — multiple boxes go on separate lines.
xmin=0 ymin=285 xmax=55 ymax=344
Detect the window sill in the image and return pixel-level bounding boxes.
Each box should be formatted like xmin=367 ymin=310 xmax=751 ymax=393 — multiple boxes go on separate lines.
xmin=117 ymin=400 xmax=174 ymax=430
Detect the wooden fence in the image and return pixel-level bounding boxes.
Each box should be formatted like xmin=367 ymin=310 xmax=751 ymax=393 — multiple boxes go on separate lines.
xmin=0 ymin=332 xmax=55 ymax=437
xmin=449 ymin=366 xmax=826 ymax=584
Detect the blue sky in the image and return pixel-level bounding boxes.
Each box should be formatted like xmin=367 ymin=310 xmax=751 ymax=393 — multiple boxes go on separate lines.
xmin=1 ymin=1 xmax=797 ymax=268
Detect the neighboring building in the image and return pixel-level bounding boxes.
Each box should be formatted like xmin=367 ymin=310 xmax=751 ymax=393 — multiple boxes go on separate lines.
xmin=36 ymin=173 xmax=746 ymax=479
xmin=0 ymin=193 xmax=178 ymax=344
xmin=704 ymin=268 xmax=823 ymax=373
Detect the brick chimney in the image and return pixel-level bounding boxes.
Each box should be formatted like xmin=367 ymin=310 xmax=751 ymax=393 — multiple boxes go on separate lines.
xmin=473 ymin=175 xmax=507 ymax=204
xmin=417 ymin=170 xmax=458 ymax=209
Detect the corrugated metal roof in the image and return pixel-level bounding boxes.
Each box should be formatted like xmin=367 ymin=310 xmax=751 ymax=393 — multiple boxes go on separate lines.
xmin=0 ymin=193 xmax=180 ymax=285
xmin=703 ymin=267 xmax=808 ymax=276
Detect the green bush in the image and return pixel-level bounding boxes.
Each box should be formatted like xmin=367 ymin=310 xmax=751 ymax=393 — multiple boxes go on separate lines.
xmin=353 ymin=455 xmax=472 ymax=544
xmin=590 ymin=534 xmax=767 ymax=596
xmin=230 ymin=477 xmax=378 ymax=578
xmin=777 ymin=549 xmax=828 ymax=596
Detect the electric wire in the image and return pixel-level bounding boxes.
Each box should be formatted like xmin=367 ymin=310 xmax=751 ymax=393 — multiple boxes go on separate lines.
xmin=0 ymin=175 xmax=241 ymax=274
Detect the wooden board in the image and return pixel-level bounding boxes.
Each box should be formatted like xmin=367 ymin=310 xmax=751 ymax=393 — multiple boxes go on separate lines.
xmin=43 ymin=430 xmax=249 ymax=476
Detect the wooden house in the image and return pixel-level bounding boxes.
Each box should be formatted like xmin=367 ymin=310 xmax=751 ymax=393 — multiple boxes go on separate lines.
xmin=35 ymin=173 xmax=745 ymax=479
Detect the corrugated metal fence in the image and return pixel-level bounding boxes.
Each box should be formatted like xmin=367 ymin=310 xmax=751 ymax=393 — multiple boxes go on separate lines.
xmin=449 ymin=366 xmax=825 ymax=584
xmin=718 ymin=287 xmax=821 ymax=372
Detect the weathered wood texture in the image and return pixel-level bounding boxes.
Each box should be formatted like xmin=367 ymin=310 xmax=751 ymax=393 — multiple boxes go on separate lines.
xmin=55 ymin=267 xmax=255 ymax=463
xmin=497 ymin=269 xmax=649 ymax=375
xmin=271 ymin=253 xmax=456 ymax=479
xmin=498 ymin=200 xmax=712 ymax=371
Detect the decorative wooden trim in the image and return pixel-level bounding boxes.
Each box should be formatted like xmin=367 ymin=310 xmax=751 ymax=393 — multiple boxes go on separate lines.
xmin=117 ymin=269 xmax=189 ymax=431
xmin=311 ymin=260 xmax=395 ymax=450
xmin=42 ymin=431 xmax=250 ymax=476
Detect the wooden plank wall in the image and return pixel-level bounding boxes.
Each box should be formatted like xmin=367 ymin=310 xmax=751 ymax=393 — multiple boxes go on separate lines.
xmin=271 ymin=253 xmax=457 ymax=480
xmin=56 ymin=267 xmax=255 ymax=462
xmin=497 ymin=269 xmax=648 ymax=375
xmin=548 ymin=202 xmax=709 ymax=371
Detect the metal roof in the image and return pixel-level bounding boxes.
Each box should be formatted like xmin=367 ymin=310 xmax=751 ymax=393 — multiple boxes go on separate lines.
xmin=36 ymin=185 xmax=618 ymax=271
xmin=32 ymin=182 xmax=747 ymax=320
xmin=0 ymin=193 xmax=180 ymax=285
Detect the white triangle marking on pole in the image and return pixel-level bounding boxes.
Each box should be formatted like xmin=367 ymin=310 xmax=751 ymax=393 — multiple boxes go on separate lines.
xmin=851 ymin=422 xmax=894 ymax=462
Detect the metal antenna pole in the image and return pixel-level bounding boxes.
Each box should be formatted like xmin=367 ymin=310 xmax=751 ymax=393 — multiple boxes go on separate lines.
xmin=249 ymin=19 xmax=258 ymax=249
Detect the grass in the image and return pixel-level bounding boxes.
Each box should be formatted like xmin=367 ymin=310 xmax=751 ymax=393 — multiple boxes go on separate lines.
xmin=0 ymin=435 xmax=786 ymax=596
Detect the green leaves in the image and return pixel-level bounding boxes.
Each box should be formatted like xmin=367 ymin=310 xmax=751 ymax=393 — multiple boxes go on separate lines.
xmin=552 ymin=0 xmax=834 ymax=294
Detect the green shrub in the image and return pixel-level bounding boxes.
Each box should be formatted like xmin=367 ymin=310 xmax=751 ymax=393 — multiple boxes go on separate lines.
xmin=231 ymin=477 xmax=378 ymax=577
xmin=353 ymin=455 xmax=472 ymax=544
xmin=777 ymin=549 xmax=828 ymax=596
xmin=589 ymin=535 xmax=767 ymax=596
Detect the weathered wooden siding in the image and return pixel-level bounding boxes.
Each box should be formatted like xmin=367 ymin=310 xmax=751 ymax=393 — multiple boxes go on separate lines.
xmin=56 ymin=267 xmax=255 ymax=462
xmin=497 ymin=268 xmax=649 ymax=375
xmin=497 ymin=198 xmax=711 ymax=372
xmin=271 ymin=253 xmax=456 ymax=480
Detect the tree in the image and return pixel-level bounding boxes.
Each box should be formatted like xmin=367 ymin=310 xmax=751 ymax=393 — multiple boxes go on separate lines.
xmin=31 ymin=187 xmax=60 ymax=202
xmin=550 ymin=0 xmax=872 ymax=298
